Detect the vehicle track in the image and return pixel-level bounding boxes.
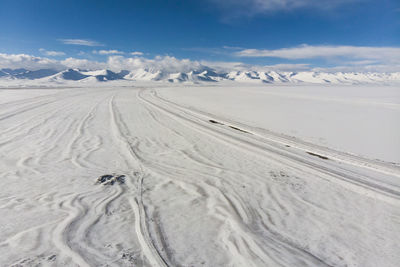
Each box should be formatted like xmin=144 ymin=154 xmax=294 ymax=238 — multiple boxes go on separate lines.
xmin=137 ymin=88 xmax=400 ymax=203
xmin=108 ymin=93 xmax=169 ymax=267
xmin=2 ymin=87 xmax=399 ymax=267
xmin=150 ymin=89 xmax=400 ymax=177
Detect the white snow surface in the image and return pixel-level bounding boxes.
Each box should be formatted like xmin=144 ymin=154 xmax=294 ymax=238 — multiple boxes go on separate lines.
xmin=158 ymin=84 xmax=400 ymax=163
xmin=0 ymin=84 xmax=399 ymax=267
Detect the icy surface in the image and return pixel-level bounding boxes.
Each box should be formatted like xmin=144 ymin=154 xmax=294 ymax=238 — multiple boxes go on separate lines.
xmin=0 ymin=85 xmax=399 ymax=267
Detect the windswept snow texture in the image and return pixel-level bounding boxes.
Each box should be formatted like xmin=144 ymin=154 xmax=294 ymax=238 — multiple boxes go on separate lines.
xmin=0 ymin=85 xmax=399 ymax=267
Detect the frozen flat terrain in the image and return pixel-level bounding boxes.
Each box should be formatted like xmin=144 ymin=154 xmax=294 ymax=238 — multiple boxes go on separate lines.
xmin=158 ymin=84 xmax=400 ymax=163
xmin=0 ymin=85 xmax=399 ymax=267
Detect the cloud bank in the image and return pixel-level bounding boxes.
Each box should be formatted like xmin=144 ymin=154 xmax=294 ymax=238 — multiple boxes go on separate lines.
xmin=1 ymin=45 xmax=399 ymax=73
xmin=0 ymin=53 xmax=62 ymax=71
xmin=235 ymin=45 xmax=400 ymax=72
xmin=106 ymin=55 xmax=204 ymax=73
xmin=0 ymin=53 xmax=205 ymax=73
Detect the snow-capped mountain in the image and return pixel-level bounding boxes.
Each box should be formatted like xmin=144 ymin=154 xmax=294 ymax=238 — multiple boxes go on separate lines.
xmin=80 ymin=70 xmax=129 ymax=81
xmin=47 ymin=69 xmax=90 ymax=81
xmin=123 ymin=68 xmax=167 ymax=81
xmin=1 ymin=68 xmax=399 ymax=85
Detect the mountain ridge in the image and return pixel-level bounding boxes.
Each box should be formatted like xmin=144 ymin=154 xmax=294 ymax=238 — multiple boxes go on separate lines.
xmin=1 ymin=68 xmax=399 ymax=85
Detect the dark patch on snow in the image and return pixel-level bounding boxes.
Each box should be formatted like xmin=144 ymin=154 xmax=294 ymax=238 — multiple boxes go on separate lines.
xmin=10 ymin=253 xmax=57 ymax=266
xmin=96 ymin=174 xmax=126 ymax=185
xmin=47 ymin=255 xmax=57 ymax=261
xmin=229 ymin=125 xmax=250 ymax=134
xmin=209 ymin=119 xmax=224 ymax=125
xmin=306 ymin=152 xmax=329 ymax=160
xmin=269 ymin=170 xmax=305 ymax=191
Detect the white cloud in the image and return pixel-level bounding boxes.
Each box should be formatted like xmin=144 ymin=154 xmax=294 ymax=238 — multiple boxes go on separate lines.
xmin=0 ymin=53 xmax=204 ymax=73
xmin=259 ymin=63 xmax=311 ymax=72
xmin=59 ymin=39 xmax=103 ymax=46
xmin=199 ymin=60 xmax=251 ymax=72
xmin=106 ymin=55 xmax=204 ymax=72
xmin=130 ymin=51 xmax=144 ymax=56
xmin=344 ymin=60 xmax=380 ymax=66
xmin=201 ymin=60 xmax=311 ymax=72
xmin=222 ymin=46 xmax=243 ymax=50
xmin=60 ymin=58 xmax=107 ymax=70
xmin=0 ymin=53 xmax=63 ymax=70
xmin=93 ymin=50 xmax=124 ymax=55
xmin=313 ymin=64 xmax=400 ymax=73
xmin=236 ymin=45 xmax=400 ymax=63
xmin=207 ymin=0 xmax=359 ymax=18
xmin=39 ymin=48 xmax=66 ymax=57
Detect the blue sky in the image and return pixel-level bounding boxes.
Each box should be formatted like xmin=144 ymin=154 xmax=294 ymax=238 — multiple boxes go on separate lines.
xmin=0 ymin=0 xmax=399 ymax=72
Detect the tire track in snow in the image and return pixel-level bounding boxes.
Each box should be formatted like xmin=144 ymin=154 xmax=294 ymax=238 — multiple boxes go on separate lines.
xmin=132 ymin=89 xmax=330 ymax=266
xmin=50 ymin=185 xmax=126 ymax=266
xmin=3 ymin=87 xmax=397 ymax=266
xmin=0 ymin=94 xmax=81 ymax=148
xmin=152 ymin=90 xmax=400 ymax=177
xmin=64 ymin=93 xmax=111 ymax=169
xmin=0 ymin=89 xmax=134 ymax=266
xmin=135 ymin=87 xmax=400 ymax=265
xmin=133 ymin=150 xmax=329 ymax=266
xmin=0 ymin=93 xmax=92 ymax=175
xmin=0 ymin=90 xmax=85 ymax=122
xmin=108 ymin=93 xmax=169 ymax=267
xmin=51 ymin=193 xmax=91 ymax=267
xmin=74 ymin=185 xmax=125 ymax=266
xmin=137 ymin=89 xmax=400 ymax=203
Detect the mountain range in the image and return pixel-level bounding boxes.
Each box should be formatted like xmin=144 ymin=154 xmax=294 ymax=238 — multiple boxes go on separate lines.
xmin=1 ymin=68 xmax=400 ymax=84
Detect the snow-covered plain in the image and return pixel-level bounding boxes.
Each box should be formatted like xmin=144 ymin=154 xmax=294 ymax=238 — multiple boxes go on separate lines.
xmin=0 ymin=84 xmax=399 ymax=267
xmin=158 ymin=84 xmax=400 ymax=163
